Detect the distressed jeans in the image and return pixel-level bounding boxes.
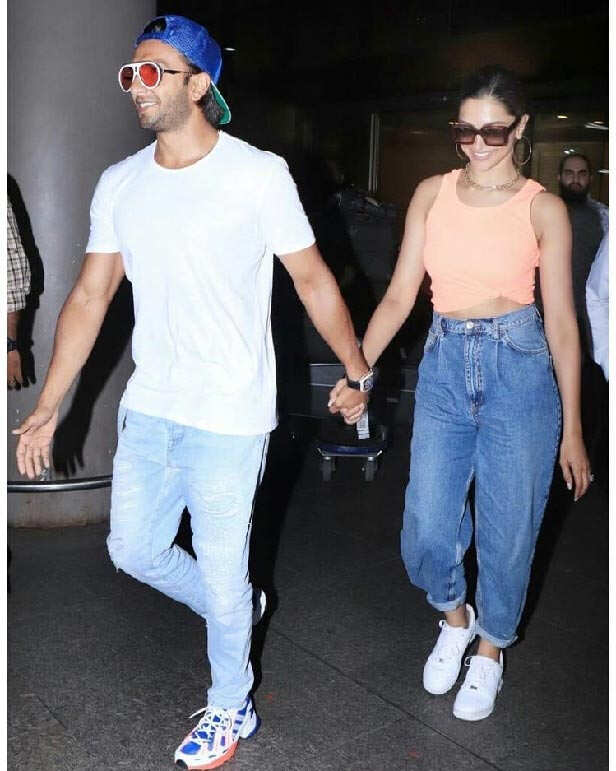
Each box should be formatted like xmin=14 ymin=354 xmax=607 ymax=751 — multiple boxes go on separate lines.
xmin=401 ymin=305 xmax=561 ymax=648
xmin=107 ymin=407 xmax=268 ymax=708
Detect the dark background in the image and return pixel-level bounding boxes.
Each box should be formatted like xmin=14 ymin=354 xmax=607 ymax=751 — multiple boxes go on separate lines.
xmin=158 ymin=0 xmax=609 ymax=210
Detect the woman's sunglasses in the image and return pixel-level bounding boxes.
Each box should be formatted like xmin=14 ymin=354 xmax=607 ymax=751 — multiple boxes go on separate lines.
xmin=118 ymin=61 xmax=192 ymax=92
xmin=449 ymin=116 xmax=521 ymax=146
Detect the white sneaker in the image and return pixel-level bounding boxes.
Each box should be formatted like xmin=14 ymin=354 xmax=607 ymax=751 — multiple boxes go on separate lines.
xmin=423 ymin=604 xmax=476 ymax=695
xmin=453 ymin=652 xmax=504 ymax=721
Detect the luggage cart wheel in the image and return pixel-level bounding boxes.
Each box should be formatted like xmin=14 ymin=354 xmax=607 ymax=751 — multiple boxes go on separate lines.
xmin=321 ymin=457 xmax=335 ymax=481
xmin=364 ymin=457 xmax=377 ymax=482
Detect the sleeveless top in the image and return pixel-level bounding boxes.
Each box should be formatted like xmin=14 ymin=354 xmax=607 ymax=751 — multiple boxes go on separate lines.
xmin=423 ymin=169 xmax=545 ymax=313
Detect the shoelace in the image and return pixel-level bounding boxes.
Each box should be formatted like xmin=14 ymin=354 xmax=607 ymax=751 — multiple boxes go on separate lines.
xmin=188 ymin=706 xmax=232 ymax=743
xmin=463 ymin=656 xmax=497 ymax=690
xmin=433 ymin=620 xmax=470 ymax=661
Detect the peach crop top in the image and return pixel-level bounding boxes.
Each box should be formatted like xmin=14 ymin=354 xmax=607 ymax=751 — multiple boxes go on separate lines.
xmin=423 ymin=169 xmax=545 ymax=313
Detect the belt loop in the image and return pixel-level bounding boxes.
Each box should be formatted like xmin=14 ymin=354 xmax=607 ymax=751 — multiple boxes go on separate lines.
xmin=440 ymin=316 xmax=447 ymax=336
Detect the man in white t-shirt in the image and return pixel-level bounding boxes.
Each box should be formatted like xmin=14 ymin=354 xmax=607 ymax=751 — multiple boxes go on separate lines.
xmin=13 ymin=15 xmax=371 ymax=770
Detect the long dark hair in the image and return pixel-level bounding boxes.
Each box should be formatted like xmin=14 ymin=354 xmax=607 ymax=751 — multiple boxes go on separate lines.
xmin=458 ymin=66 xmax=527 ymax=118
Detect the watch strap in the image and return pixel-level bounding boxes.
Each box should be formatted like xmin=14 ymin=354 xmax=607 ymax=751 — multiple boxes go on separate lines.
xmin=346 ymin=367 xmax=374 ymax=392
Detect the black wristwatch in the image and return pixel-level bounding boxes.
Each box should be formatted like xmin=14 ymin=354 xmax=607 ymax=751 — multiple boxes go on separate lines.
xmin=346 ymin=367 xmax=375 ymax=393
xmin=7 ymin=337 xmax=18 ymax=353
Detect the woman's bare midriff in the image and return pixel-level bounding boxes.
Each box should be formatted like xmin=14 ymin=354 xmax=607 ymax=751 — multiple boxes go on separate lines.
xmin=441 ymin=296 xmax=529 ymax=320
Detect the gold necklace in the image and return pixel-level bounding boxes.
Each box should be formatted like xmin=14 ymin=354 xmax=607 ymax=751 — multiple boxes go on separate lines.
xmin=463 ymin=164 xmax=520 ymax=192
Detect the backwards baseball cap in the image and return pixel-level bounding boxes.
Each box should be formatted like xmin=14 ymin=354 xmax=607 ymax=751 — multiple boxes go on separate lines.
xmin=136 ymin=14 xmax=231 ymax=125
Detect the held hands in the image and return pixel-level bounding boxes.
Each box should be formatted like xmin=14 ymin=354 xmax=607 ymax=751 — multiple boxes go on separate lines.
xmin=12 ymin=405 xmax=59 ymax=479
xmin=328 ymin=378 xmax=368 ymax=425
xmin=559 ymin=432 xmax=592 ymax=502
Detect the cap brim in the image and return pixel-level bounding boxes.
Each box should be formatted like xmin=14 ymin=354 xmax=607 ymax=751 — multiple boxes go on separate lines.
xmin=211 ymin=83 xmax=231 ymax=125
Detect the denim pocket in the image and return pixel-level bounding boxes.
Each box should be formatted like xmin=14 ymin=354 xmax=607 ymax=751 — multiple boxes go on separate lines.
xmin=424 ymin=328 xmax=440 ymax=353
xmin=502 ymin=320 xmax=548 ymax=354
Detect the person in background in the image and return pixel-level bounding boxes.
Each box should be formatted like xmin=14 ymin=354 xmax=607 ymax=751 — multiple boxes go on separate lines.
xmin=13 ymin=14 xmax=370 ymax=770
xmin=584 ymin=228 xmax=609 ymax=491
xmin=557 ymin=152 xmax=608 ymax=352
xmin=7 ymin=195 xmax=31 ymax=388
xmin=586 ymin=230 xmax=608 ymax=381
xmin=558 ymin=152 xmax=609 ymax=482
xmin=331 ymin=65 xmax=591 ymax=722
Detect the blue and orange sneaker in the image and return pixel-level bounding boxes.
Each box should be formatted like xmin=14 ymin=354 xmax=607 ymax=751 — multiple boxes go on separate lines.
xmin=174 ymin=697 xmax=260 ymax=769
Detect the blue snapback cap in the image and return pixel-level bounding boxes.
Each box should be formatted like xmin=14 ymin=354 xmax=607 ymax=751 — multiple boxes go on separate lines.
xmin=136 ymin=14 xmax=231 ymax=125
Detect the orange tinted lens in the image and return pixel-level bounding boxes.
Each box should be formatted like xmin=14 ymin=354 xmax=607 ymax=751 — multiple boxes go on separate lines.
xmin=119 ymin=66 xmax=135 ymax=91
xmin=139 ymin=62 xmax=160 ymax=87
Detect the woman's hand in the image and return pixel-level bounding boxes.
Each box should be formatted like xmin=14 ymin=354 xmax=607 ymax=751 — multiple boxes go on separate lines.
xmin=328 ymin=378 xmax=367 ymax=425
xmin=559 ymin=432 xmax=592 ymax=502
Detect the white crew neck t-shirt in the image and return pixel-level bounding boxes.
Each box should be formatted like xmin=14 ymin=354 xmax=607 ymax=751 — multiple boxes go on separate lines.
xmin=86 ymin=131 xmax=315 ymax=435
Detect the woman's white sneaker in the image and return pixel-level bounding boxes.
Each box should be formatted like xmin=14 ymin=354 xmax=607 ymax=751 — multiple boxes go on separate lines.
xmin=423 ymin=604 xmax=476 ymax=695
xmin=453 ymin=652 xmax=503 ymax=721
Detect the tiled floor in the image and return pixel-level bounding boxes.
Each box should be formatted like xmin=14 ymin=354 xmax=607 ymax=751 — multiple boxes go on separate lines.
xmin=7 ymin=418 xmax=608 ymax=770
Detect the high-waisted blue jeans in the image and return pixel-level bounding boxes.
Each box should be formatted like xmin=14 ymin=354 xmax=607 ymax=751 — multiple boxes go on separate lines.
xmin=401 ymin=305 xmax=561 ymax=648
xmin=107 ymin=407 xmax=268 ymax=709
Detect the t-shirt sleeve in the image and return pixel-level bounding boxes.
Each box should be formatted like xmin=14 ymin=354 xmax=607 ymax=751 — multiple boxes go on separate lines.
xmin=85 ymin=169 xmax=121 ymax=254
xmin=258 ymin=158 xmax=315 ymax=256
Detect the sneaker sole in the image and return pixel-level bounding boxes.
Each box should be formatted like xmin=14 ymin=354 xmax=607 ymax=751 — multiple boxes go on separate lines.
xmin=452 ymin=680 xmax=503 ymax=722
xmin=175 ymin=716 xmax=261 ymax=770
xmin=175 ymin=742 xmax=238 ymax=770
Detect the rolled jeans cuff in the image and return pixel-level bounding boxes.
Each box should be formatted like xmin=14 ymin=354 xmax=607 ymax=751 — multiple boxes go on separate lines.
xmin=474 ymin=623 xmax=517 ymax=649
xmin=426 ymin=592 xmax=466 ymax=613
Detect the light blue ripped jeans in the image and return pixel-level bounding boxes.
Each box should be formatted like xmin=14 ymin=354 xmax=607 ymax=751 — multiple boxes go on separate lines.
xmin=107 ymin=407 xmax=268 ymax=709
xmin=401 ymin=305 xmax=561 ymax=648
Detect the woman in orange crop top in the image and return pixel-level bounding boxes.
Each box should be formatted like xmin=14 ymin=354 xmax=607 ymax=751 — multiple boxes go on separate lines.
xmin=330 ymin=66 xmax=591 ymax=721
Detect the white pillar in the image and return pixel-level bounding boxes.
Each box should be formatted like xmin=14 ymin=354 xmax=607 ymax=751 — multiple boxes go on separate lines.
xmin=8 ymin=0 xmax=157 ymax=526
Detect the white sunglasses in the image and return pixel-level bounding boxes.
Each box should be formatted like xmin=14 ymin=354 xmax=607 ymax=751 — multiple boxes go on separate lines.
xmin=118 ymin=60 xmax=193 ymax=92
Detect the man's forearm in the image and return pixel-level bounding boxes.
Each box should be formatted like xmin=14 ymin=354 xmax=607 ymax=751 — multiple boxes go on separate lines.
xmin=8 ymin=311 xmax=20 ymax=340
xmin=37 ymin=294 xmax=111 ymax=411
xmin=295 ymin=271 xmax=368 ymax=378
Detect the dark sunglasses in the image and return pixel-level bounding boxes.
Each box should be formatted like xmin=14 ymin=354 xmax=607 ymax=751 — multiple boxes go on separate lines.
xmin=449 ymin=116 xmax=521 ymax=146
xmin=118 ymin=61 xmax=192 ymax=92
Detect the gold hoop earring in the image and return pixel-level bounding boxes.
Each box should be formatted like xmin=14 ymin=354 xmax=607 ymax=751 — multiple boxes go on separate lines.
xmin=455 ymin=143 xmax=467 ymax=162
xmin=514 ymin=136 xmax=532 ymax=166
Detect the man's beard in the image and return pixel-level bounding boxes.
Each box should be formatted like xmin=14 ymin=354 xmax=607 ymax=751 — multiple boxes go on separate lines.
xmin=559 ymin=183 xmax=589 ymax=203
xmin=138 ymin=89 xmax=191 ymax=133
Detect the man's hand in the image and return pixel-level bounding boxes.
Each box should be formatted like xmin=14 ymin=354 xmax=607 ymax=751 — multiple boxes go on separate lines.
xmin=13 ymin=406 xmax=59 ymax=479
xmin=328 ymin=378 xmax=368 ymax=424
xmin=7 ymin=350 xmax=24 ymax=388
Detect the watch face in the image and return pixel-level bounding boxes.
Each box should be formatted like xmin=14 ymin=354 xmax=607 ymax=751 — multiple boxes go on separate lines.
xmin=361 ymin=374 xmax=374 ymax=392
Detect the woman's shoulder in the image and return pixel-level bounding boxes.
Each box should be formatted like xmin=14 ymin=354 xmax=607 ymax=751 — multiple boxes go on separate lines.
xmin=413 ymin=172 xmax=454 ymax=205
xmin=418 ymin=173 xmax=443 ymax=192
xmin=529 ymin=188 xmax=567 ymax=218
xmin=529 ymin=188 xmax=569 ymax=238
xmin=418 ymin=169 xmax=460 ymax=191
